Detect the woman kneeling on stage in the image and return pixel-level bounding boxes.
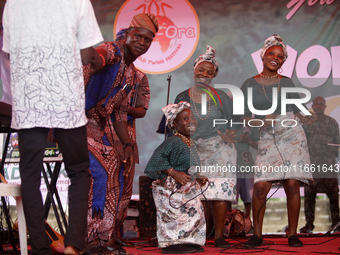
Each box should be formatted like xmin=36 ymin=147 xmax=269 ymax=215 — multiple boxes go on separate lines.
xmin=145 ymin=102 xmax=208 ymax=254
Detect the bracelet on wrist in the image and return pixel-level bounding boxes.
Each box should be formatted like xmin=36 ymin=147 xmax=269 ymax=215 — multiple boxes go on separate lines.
xmin=123 ymin=143 xmax=134 ymax=150
xmin=99 ymin=54 xmax=105 ymax=68
xmin=168 ymin=168 xmax=174 ymax=176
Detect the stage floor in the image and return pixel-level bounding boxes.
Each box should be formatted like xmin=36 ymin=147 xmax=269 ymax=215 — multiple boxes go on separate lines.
xmin=1 ymin=232 xmax=339 ymax=254
xmin=122 ymin=232 xmax=340 ymax=255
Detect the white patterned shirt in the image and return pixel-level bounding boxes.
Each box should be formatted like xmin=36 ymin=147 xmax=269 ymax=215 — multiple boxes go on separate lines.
xmin=2 ymin=0 xmax=103 ymax=129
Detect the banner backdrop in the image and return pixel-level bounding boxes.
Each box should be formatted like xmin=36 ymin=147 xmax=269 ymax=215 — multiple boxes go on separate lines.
xmin=126 ymin=0 xmax=340 ymax=193
xmin=1 ymin=0 xmax=339 ymax=194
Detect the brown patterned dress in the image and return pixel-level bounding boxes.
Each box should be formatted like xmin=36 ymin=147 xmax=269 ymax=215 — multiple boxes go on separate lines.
xmin=84 ymin=41 xmax=150 ymax=243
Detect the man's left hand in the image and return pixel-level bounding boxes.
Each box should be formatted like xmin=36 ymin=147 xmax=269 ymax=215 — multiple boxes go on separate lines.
xmin=123 ymin=146 xmax=134 ymax=177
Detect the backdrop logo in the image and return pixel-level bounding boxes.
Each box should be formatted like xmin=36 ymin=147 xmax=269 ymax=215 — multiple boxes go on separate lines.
xmin=197 ymin=82 xmax=222 ymax=107
xmin=114 ymin=0 xmax=200 ymax=74
xmin=209 ymin=85 xmax=312 ymax=129
xmin=216 ymin=84 xmax=311 ymax=116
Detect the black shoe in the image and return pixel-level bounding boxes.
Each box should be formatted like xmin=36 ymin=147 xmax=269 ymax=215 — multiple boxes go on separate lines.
xmin=162 ymin=245 xmax=196 ymax=254
xmin=299 ymin=224 xmax=314 ymax=233
xmin=214 ymin=238 xmax=231 ymax=248
xmin=288 ymin=235 xmax=303 ymax=247
xmin=181 ymin=244 xmax=205 ymax=253
xmin=244 ymin=235 xmax=263 ymax=248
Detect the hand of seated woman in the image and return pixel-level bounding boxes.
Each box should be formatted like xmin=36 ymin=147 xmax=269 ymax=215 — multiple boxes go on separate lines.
xmin=196 ymin=175 xmax=208 ymax=187
xmin=171 ymin=170 xmax=192 ymax=186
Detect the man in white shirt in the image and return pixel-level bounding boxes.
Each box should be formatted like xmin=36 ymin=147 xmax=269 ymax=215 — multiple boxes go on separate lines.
xmin=2 ymin=0 xmax=103 ymax=254
xmin=0 ymin=24 xmax=12 ymax=105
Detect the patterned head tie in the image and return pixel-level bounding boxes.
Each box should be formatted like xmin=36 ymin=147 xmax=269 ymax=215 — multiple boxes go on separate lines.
xmin=193 ymin=45 xmax=219 ymax=77
xmin=260 ymin=34 xmax=288 ymax=62
xmin=162 ymin=101 xmax=191 ymax=128
xmin=129 ymin=13 xmax=159 ymax=36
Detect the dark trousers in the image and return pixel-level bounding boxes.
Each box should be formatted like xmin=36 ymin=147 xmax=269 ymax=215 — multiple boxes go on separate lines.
xmin=304 ymin=178 xmax=340 ymax=227
xmin=18 ymin=126 xmax=90 ymax=255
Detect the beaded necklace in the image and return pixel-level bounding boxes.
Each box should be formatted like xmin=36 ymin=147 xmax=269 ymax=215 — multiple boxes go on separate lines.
xmin=259 ymin=73 xmax=280 ymax=103
xmin=174 ymin=133 xmax=199 ymax=165
xmin=190 ymin=87 xmax=211 ymax=120
xmin=260 ymin=73 xmax=278 ymax=79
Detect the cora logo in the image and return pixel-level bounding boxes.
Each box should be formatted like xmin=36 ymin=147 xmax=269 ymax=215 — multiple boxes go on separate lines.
xmin=114 ymin=0 xmax=200 ymax=74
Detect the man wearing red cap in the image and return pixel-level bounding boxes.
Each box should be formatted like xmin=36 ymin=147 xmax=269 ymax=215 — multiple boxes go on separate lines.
xmin=83 ymin=13 xmax=158 ymax=248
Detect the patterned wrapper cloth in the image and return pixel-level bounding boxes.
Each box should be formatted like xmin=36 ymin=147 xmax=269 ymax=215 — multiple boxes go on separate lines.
xmin=254 ymin=111 xmax=312 ymax=185
xmin=195 ymin=135 xmax=237 ymax=201
xmin=152 ymin=173 xmax=206 ymax=248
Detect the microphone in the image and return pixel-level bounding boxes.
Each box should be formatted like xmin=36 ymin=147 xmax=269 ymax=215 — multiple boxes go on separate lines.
xmin=265 ymin=118 xmax=277 ymax=136
xmin=270 ymin=125 xmax=275 ymax=136
xmin=171 ymin=183 xmax=182 ymax=194
xmin=267 ymin=122 xmax=275 ymax=136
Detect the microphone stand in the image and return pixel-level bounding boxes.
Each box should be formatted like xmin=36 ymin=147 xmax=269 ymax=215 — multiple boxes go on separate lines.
xmin=164 ymin=75 xmax=172 ymax=140
xmin=325 ymin=220 xmax=340 ymax=236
